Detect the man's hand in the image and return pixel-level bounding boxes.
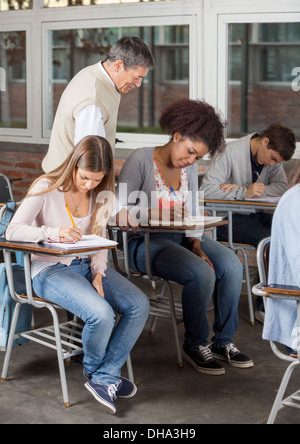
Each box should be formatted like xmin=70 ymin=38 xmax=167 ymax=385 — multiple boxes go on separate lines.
xmin=219 ymin=183 xmax=239 ymax=193
xmin=246 ymin=183 xmax=266 ymax=199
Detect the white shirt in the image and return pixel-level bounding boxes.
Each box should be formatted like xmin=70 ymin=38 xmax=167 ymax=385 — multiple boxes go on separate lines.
xmin=74 ymin=62 xmax=114 ymax=145
xmin=74 ymin=61 xmax=121 ymax=215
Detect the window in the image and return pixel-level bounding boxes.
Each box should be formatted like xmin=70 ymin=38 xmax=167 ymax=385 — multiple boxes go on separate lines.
xmin=43 ymin=0 xmax=175 ymax=7
xmin=46 ymin=24 xmax=189 ymax=136
xmin=228 ymin=22 xmax=300 ymax=140
xmin=0 ymin=30 xmax=27 ymax=129
xmin=0 ymin=0 xmax=32 ymax=10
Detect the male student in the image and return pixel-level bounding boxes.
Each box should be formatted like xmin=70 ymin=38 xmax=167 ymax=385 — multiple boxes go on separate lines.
xmin=200 ymin=124 xmax=296 ymax=322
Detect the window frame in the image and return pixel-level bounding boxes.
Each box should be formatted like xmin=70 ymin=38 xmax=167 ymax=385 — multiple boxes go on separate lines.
xmin=0 ymin=0 xmax=198 ymax=147
xmin=1 ymin=0 xmax=300 ymax=158
xmin=202 ymin=1 xmax=300 ymax=158
xmin=42 ymin=14 xmax=195 ymax=145
xmin=0 ymin=22 xmax=32 ymax=137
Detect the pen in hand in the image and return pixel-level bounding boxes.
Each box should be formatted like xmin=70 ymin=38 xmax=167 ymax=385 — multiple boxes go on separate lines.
xmin=255 ymin=171 xmax=262 ymax=183
xmin=170 ymin=186 xmax=183 ymax=205
xmin=170 ymin=186 xmax=184 ymax=219
xmin=65 ymin=203 xmax=76 ymax=227
xmin=63 ymin=203 xmax=79 ymax=243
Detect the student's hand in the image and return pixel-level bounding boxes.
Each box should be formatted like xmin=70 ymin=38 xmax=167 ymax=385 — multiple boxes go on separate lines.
xmin=59 ymin=226 xmax=82 ymax=243
xmin=92 ymin=273 xmax=104 ymax=298
xmin=191 ymin=239 xmax=214 ymax=271
xmin=219 ymin=183 xmax=239 ymax=193
xmin=246 ymin=183 xmax=265 ymax=199
xmin=116 ymin=208 xmax=139 ymax=233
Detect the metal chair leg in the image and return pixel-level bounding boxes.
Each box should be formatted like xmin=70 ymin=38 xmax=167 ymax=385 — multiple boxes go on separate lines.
xmin=126 ymin=354 xmax=134 ymax=383
xmin=267 ymin=360 xmax=300 ymax=424
xmin=239 ymin=248 xmax=255 ymax=325
xmin=1 ymin=302 xmax=21 ymax=381
xmin=165 ymin=281 xmax=183 ymax=368
xmin=48 ymin=304 xmax=70 ymax=408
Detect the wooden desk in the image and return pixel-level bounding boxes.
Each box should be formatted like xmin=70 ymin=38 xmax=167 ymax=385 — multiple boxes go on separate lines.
xmin=203 ymin=198 xmax=277 ymax=245
xmin=262 ymin=285 xmax=300 ymax=300
xmin=202 ymin=199 xmax=278 ymax=325
xmin=108 ymin=219 xmax=229 ymax=367
xmin=0 ymin=239 xmax=119 ymax=406
xmin=108 ymin=218 xmax=229 ymax=282
xmin=0 ymin=238 xmax=116 ymax=308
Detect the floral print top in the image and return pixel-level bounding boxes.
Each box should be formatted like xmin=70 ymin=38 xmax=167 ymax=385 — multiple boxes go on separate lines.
xmin=153 ymin=158 xmax=188 ymax=209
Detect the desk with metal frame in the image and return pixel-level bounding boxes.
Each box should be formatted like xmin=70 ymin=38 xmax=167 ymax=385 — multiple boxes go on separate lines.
xmin=0 ymin=238 xmax=132 ymax=407
xmin=108 ymin=219 xmax=229 ymax=367
xmin=203 ymin=199 xmax=278 ymax=324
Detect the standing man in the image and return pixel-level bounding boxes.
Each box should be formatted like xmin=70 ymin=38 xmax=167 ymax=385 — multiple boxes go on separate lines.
xmin=42 ymin=36 xmax=155 ymax=173
xmin=200 ymin=124 xmax=296 ymax=322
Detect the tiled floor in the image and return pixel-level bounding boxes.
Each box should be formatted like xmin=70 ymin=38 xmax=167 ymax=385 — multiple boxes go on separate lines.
xmin=0 ymin=276 xmax=299 ymax=424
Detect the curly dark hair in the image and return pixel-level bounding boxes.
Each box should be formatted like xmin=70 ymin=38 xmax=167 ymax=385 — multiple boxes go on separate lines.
xmin=159 ymin=99 xmax=226 ymax=157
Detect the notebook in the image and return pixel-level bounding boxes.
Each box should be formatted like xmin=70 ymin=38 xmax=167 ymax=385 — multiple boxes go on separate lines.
xmin=147 ymin=215 xmax=224 ymax=226
xmin=44 ymin=234 xmax=117 ymax=250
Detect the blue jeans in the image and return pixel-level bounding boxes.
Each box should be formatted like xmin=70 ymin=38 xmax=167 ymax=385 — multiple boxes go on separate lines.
xmin=32 ymin=258 xmax=150 ymax=385
xmin=217 ymin=212 xmax=273 ymax=248
xmin=128 ymin=233 xmax=243 ymax=348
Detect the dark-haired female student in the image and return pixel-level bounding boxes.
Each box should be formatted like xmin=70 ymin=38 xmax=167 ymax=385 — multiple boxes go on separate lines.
xmin=117 ymin=99 xmax=253 ymax=376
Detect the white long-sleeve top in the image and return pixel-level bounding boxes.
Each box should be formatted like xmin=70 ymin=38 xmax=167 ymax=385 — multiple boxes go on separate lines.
xmin=5 ymin=178 xmax=108 ymax=278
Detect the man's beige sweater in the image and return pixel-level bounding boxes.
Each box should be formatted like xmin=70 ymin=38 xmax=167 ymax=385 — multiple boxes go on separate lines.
xmin=42 ymin=63 xmax=121 ymax=173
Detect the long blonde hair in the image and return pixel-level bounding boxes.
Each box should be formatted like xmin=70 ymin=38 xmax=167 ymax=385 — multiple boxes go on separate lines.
xmin=28 ymin=135 xmax=115 ymax=232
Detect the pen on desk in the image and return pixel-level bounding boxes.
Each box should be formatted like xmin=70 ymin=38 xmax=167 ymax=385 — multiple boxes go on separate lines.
xmin=65 ymin=203 xmax=76 ymax=227
xmin=255 ymin=171 xmax=262 ymax=183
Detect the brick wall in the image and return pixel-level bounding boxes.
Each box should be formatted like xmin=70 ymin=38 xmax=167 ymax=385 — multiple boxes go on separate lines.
xmin=0 ymin=149 xmax=127 ymax=200
xmin=0 ymin=150 xmax=44 ymax=200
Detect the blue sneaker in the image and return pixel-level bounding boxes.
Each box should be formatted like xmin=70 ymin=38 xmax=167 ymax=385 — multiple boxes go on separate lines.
xmin=116 ymin=377 xmax=137 ymax=398
xmin=84 ymin=381 xmax=117 ymax=414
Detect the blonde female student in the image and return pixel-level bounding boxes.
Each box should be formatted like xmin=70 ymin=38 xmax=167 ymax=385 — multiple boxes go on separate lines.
xmin=6 ymin=135 xmax=150 ymax=414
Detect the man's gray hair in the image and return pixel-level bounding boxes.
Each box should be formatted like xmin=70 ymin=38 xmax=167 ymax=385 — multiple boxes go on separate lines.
xmin=106 ymin=36 xmax=155 ymax=70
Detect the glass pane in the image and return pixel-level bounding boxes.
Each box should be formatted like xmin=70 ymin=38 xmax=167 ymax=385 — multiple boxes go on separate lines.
xmin=44 ymin=0 xmax=176 ymax=7
xmin=0 ymin=31 xmax=27 ymax=129
xmin=48 ymin=25 xmax=189 ymax=134
xmin=228 ymin=22 xmax=300 ymax=141
xmin=0 ymin=1 xmax=32 ymax=11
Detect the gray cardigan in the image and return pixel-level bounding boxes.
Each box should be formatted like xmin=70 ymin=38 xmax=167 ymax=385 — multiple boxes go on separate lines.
xmin=117 ymin=146 xmax=200 ymax=240
xmin=200 ymin=133 xmax=288 ymax=200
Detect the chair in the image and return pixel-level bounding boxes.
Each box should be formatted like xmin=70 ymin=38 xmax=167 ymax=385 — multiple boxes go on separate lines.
xmin=0 ymin=174 xmax=14 ymax=203
xmin=220 ymin=240 xmax=256 ymax=324
xmin=205 ymin=203 xmax=256 ymax=324
xmin=0 ymin=249 xmax=133 ymax=407
xmin=252 ymin=237 xmax=300 ymax=424
xmin=108 ymin=227 xmax=183 ymax=367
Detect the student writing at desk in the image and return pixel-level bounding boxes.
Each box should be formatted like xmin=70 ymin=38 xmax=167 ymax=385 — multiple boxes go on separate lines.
xmin=117 ymin=99 xmax=254 ymax=376
xmin=263 ymin=180 xmax=300 ymax=356
xmin=5 ymin=135 xmax=150 ymax=414
xmin=200 ymin=124 xmax=296 ymax=322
